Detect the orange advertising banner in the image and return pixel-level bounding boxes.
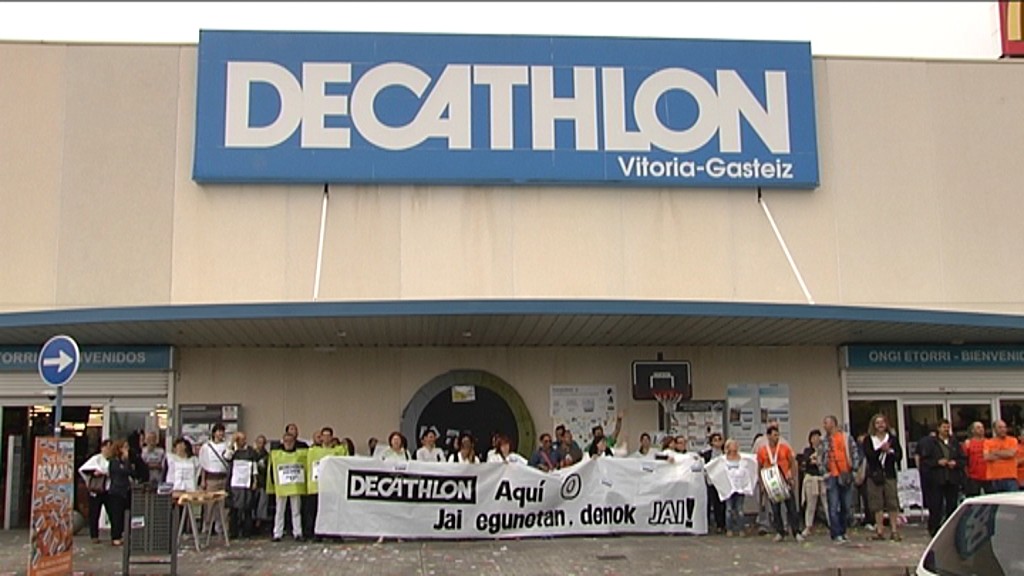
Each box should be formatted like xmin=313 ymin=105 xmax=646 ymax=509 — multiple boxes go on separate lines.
xmin=1001 ymin=1 xmax=1024 ymax=57
xmin=28 ymin=437 xmax=74 ymax=576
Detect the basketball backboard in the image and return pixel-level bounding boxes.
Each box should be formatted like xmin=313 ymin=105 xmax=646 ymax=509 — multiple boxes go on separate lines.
xmin=632 ymin=361 xmax=691 ymax=401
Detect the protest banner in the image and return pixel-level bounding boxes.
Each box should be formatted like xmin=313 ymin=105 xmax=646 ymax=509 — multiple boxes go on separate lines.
xmin=317 ymin=456 xmax=707 ymax=539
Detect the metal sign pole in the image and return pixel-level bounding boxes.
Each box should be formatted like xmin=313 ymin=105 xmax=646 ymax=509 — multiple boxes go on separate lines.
xmin=53 ymin=387 xmax=63 ymax=437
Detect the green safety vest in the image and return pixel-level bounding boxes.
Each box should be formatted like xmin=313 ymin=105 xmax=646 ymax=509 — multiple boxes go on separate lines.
xmin=305 ymin=445 xmax=349 ymax=494
xmin=267 ymin=448 xmax=308 ymax=497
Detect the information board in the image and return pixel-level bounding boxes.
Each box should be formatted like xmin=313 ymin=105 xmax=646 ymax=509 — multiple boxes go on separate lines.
xmin=178 ymin=404 xmax=241 ymax=445
xmin=550 ymin=385 xmax=618 ymax=448
xmin=671 ymin=401 xmax=726 ymax=452
xmin=726 ymin=384 xmax=791 ymax=449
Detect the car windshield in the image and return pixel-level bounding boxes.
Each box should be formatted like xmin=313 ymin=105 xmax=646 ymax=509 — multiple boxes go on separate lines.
xmin=920 ymin=502 xmax=1024 ymax=576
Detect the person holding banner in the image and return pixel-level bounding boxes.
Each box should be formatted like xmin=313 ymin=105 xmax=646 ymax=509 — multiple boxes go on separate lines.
xmin=587 ymin=411 xmax=624 ymax=454
xmin=268 ymin=433 xmax=308 ymax=542
xmin=587 ymin=436 xmax=614 ymax=459
xmin=529 ymin=433 xmax=562 ymax=471
xmin=630 ymin=433 xmax=657 ymax=460
xmin=304 ymin=427 xmax=348 ymax=542
xmin=380 ymin=431 xmax=412 ymax=461
xmin=449 ymin=433 xmax=481 ymax=463
xmin=415 ymin=429 xmax=446 ymax=462
xmin=488 ymin=434 xmax=529 ymax=464
xmin=78 ymin=439 xmax=113 ymax=544
xmin=560 ymin=430 xmax=583 ymax=467
xmin=757 ymin=426 xmax=803 ymax=543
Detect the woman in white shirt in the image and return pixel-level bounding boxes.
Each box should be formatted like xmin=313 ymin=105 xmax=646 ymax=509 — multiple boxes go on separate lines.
xmin=415 ymin=429 xmax=446 ymax=462
xmin=487 ymin=435 xmax=528 ymax=464
xmin=711 ymin=439 xmax=758 ymax=537
xmin=448 ymin=433 xmax=481 ymax=463
xmin=379 ymin=431 xmax=411 ymax=461
xmin=166 ymin=437 xmax=201 ymax=494
xmin=78 ymin=439 xmax=113 ymax=544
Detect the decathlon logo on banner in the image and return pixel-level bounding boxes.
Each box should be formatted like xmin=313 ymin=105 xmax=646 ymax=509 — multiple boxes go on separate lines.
xmin=347 ymin=470 xmax=477 ymax=504
xmin=194 ymin=30 xmax=819 ymax=188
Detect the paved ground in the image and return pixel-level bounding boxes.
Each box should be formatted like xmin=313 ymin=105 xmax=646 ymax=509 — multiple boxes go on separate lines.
xmin=0 ymin=524 xmax=929 ymax=576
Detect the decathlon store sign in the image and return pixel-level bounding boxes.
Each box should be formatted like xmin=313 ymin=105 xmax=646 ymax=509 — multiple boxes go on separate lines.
xmin=194 ymin=30 xmax=819 ymax=188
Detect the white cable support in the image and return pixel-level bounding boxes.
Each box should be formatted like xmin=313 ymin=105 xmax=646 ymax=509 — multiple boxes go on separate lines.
xmin=313 ymin=184 xmax=330 ymax=301
xmin=758 ymin=191 xmax=815 ymax=305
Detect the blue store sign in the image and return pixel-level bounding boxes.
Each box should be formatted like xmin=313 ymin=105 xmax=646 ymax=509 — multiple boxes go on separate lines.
xmin=194 ymin=30 xmax=819 ymax=188
xmin=845 ymin=345 xmax=1024 ymax=369
xmin=0 ymin=345 xmax=173 ymax=372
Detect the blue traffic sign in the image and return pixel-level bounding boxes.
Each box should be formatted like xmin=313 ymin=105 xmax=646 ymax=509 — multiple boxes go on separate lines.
xmin=37 ymin=335 xmax=80 ymax=388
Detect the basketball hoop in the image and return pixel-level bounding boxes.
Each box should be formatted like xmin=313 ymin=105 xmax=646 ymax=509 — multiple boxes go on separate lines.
xmin=652 ymin=389 xmax=683 ymax=434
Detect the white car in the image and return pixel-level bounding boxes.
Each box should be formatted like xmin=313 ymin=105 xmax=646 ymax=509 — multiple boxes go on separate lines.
xmin=917 ymin=492 xmax=1024 ymax=576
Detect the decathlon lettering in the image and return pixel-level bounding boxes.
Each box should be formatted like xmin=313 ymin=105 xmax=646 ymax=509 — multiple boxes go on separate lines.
xmin=347 ymin=470 xmax=477 ymax=504
xmin=225 ymin=62 xmax=791 ymax=155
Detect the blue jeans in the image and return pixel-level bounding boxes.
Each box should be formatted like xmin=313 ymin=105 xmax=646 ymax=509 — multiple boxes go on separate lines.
xmin=726 ymin=493 xmax=746 ymax=533
xmin=989 ymin=478 xmax=1019 ymax=493
xmin=825 ymin=476 xmax=851 ymax=540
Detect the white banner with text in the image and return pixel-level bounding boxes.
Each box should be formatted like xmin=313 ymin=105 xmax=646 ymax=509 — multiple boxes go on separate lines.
xmin=316 ymin=456 xmax=707 ymax=539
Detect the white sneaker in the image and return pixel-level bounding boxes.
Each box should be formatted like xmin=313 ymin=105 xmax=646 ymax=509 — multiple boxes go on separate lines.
xmin=800 ymin=528 xmax=811 ymax=538
xmin=796 ymin=533 xmax=806 ymax=543
xmin=773 ymin=534 xmax=784 ymax=542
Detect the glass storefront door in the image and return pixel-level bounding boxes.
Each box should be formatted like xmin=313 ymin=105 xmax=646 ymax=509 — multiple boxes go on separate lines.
xmin=998 ymin=399 xmax=1024 ymax=434
xmin=948 ymin=401 xmax=993 ymax=443
xmin=849 ymin=397 xmax=998 ymax=470
xmin=902 ymin=401 xmax=944 ymax=469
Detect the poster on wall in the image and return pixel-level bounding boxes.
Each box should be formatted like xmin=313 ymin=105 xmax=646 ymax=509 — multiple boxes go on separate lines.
xmin=550 ymin=385 xmax=617 ymax=447
xmin=727 ymin=386 xmax=759 ymax=450
xmin=28 ymin=437 xmax=74 ymax=576
xmin=178 ymin=404 xmax=241 ymax=445
xmin=726 ymin=384 xmax=791 ymax=449
xmin=671 ymin=401 xmax=726 ymax=452
xmin=758 ymin=384 xmax=791 ymax=441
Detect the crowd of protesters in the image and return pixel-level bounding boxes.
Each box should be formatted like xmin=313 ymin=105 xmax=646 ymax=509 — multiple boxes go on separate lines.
xmin=76 ymin=411 xmax=1022 ymax=546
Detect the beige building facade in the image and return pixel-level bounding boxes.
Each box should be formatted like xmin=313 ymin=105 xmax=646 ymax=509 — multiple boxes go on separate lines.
xmin=1 ymin=36 xmax=1024 ymax=524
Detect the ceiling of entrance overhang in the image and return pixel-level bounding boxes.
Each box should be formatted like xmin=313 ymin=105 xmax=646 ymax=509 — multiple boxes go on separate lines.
xmin=0 ymin=300 xmax=1023 ymax=348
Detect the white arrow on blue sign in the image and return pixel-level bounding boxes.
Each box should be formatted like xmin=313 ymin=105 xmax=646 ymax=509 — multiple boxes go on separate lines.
xmin=37 ymin=335 xmax=80 ymax=387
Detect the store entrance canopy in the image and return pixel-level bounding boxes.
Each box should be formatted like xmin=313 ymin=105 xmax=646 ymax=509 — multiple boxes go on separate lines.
xmin=0 ymin=300 xmax=1022 ymax=348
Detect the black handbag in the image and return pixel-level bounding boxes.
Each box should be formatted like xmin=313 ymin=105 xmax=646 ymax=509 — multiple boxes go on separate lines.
xmin=87 ymin=474 xmax=107 ymax=494
xmin=869 ymin=468 xmax=886 ymax=486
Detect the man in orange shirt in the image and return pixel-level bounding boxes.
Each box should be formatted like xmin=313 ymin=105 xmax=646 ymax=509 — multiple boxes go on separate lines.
xmin=962 ymin=421 xmax=989 ymax=497
xmin=984 ymin=419 xmax=1019 ymax=493
xmin=758 ymin=425 xmax=803 ymax=542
